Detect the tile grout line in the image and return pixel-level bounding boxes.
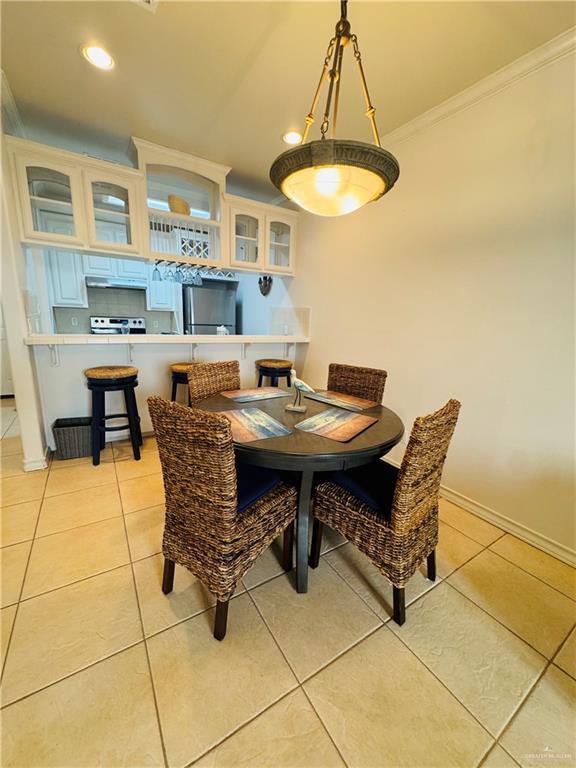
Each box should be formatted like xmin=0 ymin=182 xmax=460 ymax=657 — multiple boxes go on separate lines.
xmin=484 ymin=547 xmax=576 ymax=603
xmin=0 ymin=467 xmax=50 ymax=683
xmin=112 ymin=452 xmax=170 ymax=768
xmin=243 ymin=584 xmax=352 ymax=768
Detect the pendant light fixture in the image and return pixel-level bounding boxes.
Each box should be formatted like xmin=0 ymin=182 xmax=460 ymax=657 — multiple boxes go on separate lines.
xmin=270 ymin=0 xmax=399 ymax=217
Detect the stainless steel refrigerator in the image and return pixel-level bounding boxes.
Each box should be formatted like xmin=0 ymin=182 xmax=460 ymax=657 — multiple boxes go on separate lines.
xmin=182 ymin=280 xmax=237 ymax=335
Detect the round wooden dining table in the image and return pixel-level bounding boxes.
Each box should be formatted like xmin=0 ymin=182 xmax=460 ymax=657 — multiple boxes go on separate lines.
xmin=197 ymin=392 xmax=404 ymax=593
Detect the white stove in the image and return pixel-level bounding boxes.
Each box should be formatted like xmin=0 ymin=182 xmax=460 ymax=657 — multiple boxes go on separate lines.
xmin=90 ymin=317 xmax=146 ymax=335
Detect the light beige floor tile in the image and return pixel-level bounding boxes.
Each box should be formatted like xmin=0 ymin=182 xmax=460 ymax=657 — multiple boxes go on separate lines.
xmin=490 ymin=535 xmax=576 ymax=601
xmin=439 ymin=498 xmax=504 ymax=546
xmin=1 ymin=541 xmax=31 ymax=607
xmin=50 ymin=446 xmax=113 ymax=469
xmin=320 ymin=525 xmax=347 ymax=554
xmin=44 ymin=462 xmax=116 ymax=498
xmin=554 ymin=628 xmax=576 ymax=680
xmin=482 ymin=745 xmax=520 ymax=767
xmin=1 ymin=500 xmax=40 ymax=547
xmin=390 ymin=583 xmax=546 ymax=736
xmin=195 ymin=688 xmax=345 ymax=768
xmin=113 ymin=435 xmax=157 ymax=461
xmin=1 ymin=604 xmax=17 ymax=668
xmin=0 ymin=453 xmax=26 ymax=479
xmin=242 ymin=537 xmax=289 ymax=589
xmin=1 ymin=644 xmax=164 ymax=768
xmin=22 ymin=517 xmax=129 ymax=599
xmin=115 ymin=451 xmax=162 ymax=482
xmin=501 ymin=666 xmax=576 ymax=767
xmin=436 ymin=520 xmax=485 ymax=577
xmin=3 ymin=419 xmax=20 ymax=438
xmin=133 ymin=553 xmax=216 ymax=636
xmin=125 ymin=504 xmax=165 ymax=561
xmin=449 ymin=551 xmax=576 ymax=658
xmin=252 ymin=560 xmax=381 ymax=681
xmin=147 ymin=593 xmax=297 ymax=767
xmin=36 ymin=483 xmax=122 ymax=537
xmin=324 ymin=542 xmax=437 ymax=621
xmin=304 ymin=626 xmax=492 ymax=768
xmin=2 ymin=566 xmax=142 ymax=705
xmin=119 ymin=473 xmax=165 ymax=514
xmin=1 ymin=472 xmax=47 ymax=506
xmin=0 ymin=435 xmax=23 ymax=456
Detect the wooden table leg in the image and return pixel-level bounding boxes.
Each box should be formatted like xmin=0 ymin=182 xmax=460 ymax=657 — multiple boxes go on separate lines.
xmin=296 ymin=470 xmax=314 ymax=594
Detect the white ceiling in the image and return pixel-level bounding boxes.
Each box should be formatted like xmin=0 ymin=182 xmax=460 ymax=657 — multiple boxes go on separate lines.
xmin=2 ymin=1 xmax=574 ymax=198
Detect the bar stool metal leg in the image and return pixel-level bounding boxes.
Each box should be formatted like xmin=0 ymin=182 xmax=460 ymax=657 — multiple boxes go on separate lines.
xmin=91 ymin=389 xmax=105 ymax=466
xmin=124 ymin=387 xmax=141 ymax=461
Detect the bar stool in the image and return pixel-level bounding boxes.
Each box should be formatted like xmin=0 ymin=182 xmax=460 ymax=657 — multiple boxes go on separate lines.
xmin=255 ymin=359 xmax=293 ymax=388
xmin=84 ymin=366 xmax=142 ymax=466
xmin=170 ymin=362 xmax=193 ymax=405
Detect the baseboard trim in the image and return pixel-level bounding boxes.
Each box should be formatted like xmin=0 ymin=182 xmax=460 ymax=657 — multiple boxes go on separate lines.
xmin=23 ymin=453 xmax=49 ymax=472
xmin=383 ymin=458 xmax=576 ymax=567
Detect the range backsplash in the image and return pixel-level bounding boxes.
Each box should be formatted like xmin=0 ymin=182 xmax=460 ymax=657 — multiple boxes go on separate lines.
xmin=53 ymin=287 xmax=175 ymax=334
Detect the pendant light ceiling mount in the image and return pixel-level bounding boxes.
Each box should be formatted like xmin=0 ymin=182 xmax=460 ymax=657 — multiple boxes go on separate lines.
xmin=270 ymin=0 xmax=399 ymax=217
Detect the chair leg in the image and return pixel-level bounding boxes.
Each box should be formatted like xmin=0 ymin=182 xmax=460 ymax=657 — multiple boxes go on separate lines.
xmin=282 ymin=522 xmax=294 ymax=571
xmin=170 ymin=378 xmax=177 ymax=402
xmin=214 ymin=599 xmax=229 ymax=641
xmin=124 ymin=387 xmax=141 ymax=461
xmin=427 ymin=550 xmax=436 ymax=582
xmin=309 ymin=519 xmax=323 ymax=568
xmin=257 ymin=373 xmax=263 ymax=387
xmin=162 ymin=558 xmax=175 ymax=594
xmin=286 ymin=373 xmax=291 ymax=387
xmin=91 ymin=389 xmax=104 ymax=466
xmin=393 ymin=587 xmax=406 ymax=626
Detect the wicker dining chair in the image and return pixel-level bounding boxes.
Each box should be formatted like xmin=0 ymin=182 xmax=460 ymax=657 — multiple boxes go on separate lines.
xmin=327 ymin=363 xmax=388 ymax=403
xmin=148 ymin=396 xmax=297 ymax=640
xmin=310 ymin=399 xmax=461 ymax=625
xmin=187 ymin=360 xmax=241 ymax=406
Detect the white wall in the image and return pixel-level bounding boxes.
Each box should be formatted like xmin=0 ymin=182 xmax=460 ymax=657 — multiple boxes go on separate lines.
xmin=290 ymin=52 xmax=575 ymax=554
xmin=236 ymin=272 xmax=293 ymax=334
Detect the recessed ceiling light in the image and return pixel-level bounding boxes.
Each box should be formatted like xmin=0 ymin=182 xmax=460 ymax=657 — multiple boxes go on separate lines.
xmin=82 ymin=45 xmax=115 ymax=71
xmin=282 ymin=131 xmax=302 ymax=146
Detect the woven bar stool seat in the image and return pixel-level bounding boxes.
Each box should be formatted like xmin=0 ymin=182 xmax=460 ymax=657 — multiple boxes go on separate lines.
xmin=84 ymin=366 xmax=142 ymax=465
xmin=255 ymin=358 xmax=293 ymax=388
xmin=169 ymin=362 xmax=195 ymax=405
xmin=84 ymin=365 xmax=138 ymax=380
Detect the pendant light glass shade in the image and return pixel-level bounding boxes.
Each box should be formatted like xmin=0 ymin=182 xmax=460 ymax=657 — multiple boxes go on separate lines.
xmin=270 ymin=1 xmax=399 ymax=217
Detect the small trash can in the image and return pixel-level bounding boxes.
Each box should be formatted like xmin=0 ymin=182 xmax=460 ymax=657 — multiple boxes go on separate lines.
xmin=52 ymin=417 xmax=92 ymax=460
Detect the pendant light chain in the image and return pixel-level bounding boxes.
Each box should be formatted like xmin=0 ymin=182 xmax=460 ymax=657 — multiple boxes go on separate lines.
xmin=299 ymin=0 xmax=382 ymax=147
xmin=351 ymin=34 xmax=381 ymax=147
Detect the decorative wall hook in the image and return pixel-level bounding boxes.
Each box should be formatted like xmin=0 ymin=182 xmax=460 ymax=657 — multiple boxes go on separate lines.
xmin=259 ymin=275 xmax=273 ymax=296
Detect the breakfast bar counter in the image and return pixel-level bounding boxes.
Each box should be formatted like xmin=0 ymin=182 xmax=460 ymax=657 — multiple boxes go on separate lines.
xmin=27 ymin=334 xmax=310 ymax=450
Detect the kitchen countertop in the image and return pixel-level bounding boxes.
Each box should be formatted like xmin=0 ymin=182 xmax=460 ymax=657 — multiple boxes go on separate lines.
xmin=25 ymin=334 xmax=310 ymax=345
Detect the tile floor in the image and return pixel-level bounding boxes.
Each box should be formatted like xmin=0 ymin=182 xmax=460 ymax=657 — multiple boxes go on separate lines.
xmin=1 ymin=406 xmax=575 ymax=767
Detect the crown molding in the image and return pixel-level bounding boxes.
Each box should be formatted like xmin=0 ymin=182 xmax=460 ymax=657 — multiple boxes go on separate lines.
xmin=1 ymin=70 xmax=26 ymax=138
xmin=383 ymin=27 xmax=576 ymax=147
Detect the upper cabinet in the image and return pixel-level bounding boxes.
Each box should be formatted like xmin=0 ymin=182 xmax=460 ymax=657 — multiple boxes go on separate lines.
xmin=13 ymin=154 xmax=86 ymax=246
xmin=7 ymin=137 xmax=298 ymax=275
xmin=227 ymin=195 xmax=297 ymax=275
xmin=83 ymin=169 xmax=142 ymax=254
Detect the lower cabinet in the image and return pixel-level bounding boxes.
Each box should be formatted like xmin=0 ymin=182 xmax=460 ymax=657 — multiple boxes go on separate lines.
xmin=47 ymin=251 xmax=88 ymax=307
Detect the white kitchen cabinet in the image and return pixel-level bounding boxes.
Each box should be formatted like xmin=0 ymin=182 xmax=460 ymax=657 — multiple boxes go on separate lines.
xmin=146 ymin=266 xmax=179 ymax=311
xmin=82 ymin=254 xmax=116 ymax=277
xmin=83 ymin=168 xmax=143 ymax=255
xmin=265 ymin=213 xmax=296 ymax=274
xmin=12 ymin=153 xmax=87 ymax=247
xmin=116 ymin=259 xmax=147 ymax=279
xmin=226 ymin=195 xmax=297 ymax=275
xmin=47 ymin=251 xmax=88 ymax=307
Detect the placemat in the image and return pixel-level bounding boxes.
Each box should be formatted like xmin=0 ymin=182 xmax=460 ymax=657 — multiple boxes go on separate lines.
xmin=296 ymin=407 xmax=378 ymax=442
xmin=304 ymin=390 xmax=378 ymax=411
xmin=217 ymin=407 xmax=292 ymax=442
xmin=221 ymin=387 xmax=291 ymax=402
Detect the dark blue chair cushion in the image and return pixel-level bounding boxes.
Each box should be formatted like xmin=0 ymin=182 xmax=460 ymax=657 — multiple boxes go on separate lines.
xmin=236 ymin=460 xmax=281 ymax=513
xmin=330 ymin=460 xmax=399 ymax=518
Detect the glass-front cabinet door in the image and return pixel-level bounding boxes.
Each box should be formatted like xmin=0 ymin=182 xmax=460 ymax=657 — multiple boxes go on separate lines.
xmin=14 ymin=156 xmax=86 ymax=245
xmin=229 ymin=207 xmax=264 ymax=269
xmin=83 ymin=169 xmax=141 ymax=254
xmin=266 ymin=215 xmax=295 ymax=274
